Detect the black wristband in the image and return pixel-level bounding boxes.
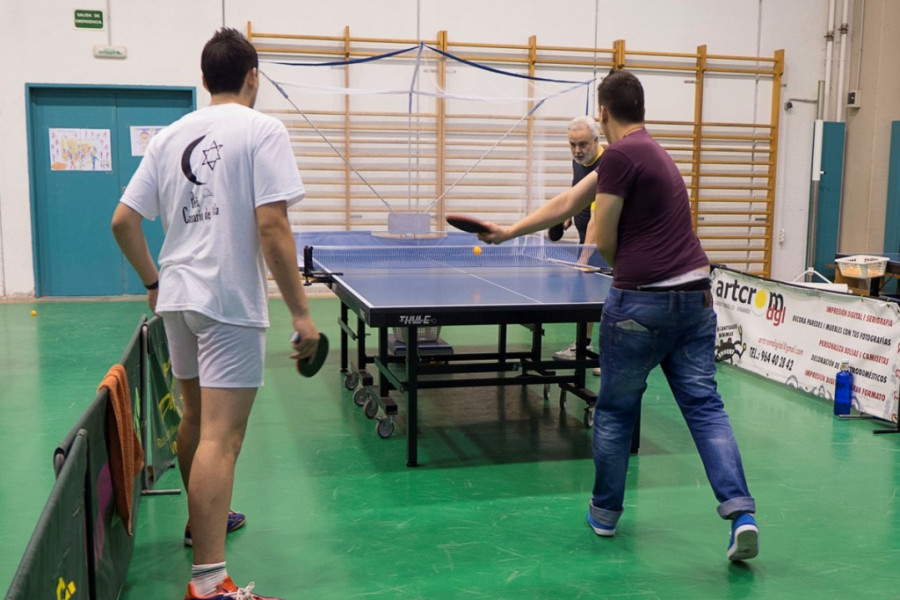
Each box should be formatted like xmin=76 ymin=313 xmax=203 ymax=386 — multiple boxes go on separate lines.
xmin=144 ymin=280 xmax=159 ymax=290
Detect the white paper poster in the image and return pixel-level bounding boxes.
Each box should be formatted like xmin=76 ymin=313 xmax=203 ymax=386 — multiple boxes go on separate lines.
xmin=713 ymin=268 xmax=900 ymax=423
xmin=130 ymin=126 xmax=164 ymax=156
xmin=49 ymin=128 xmax=112 ymax=171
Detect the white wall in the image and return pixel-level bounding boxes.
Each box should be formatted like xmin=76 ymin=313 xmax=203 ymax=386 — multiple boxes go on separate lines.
xmin=843 ymin=0 xmax=900 ymax=254
xmin=0 ymin=0 xmax=833 ymax=297
xmin=0 ymin=0 xmax=222 ymax=298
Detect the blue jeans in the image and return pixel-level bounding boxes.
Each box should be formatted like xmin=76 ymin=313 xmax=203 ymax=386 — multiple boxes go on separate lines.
xmin=589 ymin=287 xmax=755 ymax=529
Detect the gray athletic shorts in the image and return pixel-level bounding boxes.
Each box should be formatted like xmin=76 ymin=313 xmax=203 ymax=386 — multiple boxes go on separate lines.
xmin=161 ymin=311 xmax=266 ymax=388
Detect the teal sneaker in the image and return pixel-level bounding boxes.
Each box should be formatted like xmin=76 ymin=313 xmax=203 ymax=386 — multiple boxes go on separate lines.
xmin=727 ymin=513 xmax=759 ymax=561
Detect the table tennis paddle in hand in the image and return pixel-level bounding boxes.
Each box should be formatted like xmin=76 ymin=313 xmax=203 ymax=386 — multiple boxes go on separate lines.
xmin=446 ymin=214 xmax=491 ymax=234
xmin=291 ymin=331 xmax=329 ymax=377
xmin=547 ymin=222 xmax=565 ymax=242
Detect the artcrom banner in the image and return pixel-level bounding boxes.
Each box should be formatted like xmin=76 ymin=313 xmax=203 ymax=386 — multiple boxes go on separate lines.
xmin=712 ymin=268 xmax=900 ymax=423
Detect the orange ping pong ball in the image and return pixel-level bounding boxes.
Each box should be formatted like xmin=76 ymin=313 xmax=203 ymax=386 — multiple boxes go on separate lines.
xmin=473 ymin=246 xmax=482 ymax=255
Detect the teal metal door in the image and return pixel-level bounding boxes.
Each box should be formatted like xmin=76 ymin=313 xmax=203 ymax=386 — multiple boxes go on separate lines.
xmin=813 ymin=121 xmax=846 ymax=275
xmin=28 ymin=86 xmax=194 ymax=296
xmin=885 ymin=121 xmax=900 ymax=255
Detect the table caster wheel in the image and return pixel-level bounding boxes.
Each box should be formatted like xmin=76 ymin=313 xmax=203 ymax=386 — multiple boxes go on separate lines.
xmin=364 ymin=397 xmax=378 ymax=419
xmin=583 ymin=406 xmax=595 ymax=429
xmin=353 ymin=387 xmax=368 ymax=406
xmin=344 ymin=372 xmax=360 ymax=390
xmin=376 ymin=417 xmax=395 ymax=438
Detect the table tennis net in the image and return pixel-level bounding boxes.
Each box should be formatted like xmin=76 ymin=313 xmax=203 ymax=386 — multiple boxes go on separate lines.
xmin=306 ymin=243 xmax=611 ymax=271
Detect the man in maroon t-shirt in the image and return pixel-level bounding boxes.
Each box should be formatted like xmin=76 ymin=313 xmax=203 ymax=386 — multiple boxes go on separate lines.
xmin=478 ymin=69 xmax=758 ymax=564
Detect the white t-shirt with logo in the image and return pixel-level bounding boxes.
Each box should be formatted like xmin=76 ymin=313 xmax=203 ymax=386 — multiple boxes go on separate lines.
xmin=121 ymin=103 xmax=304 ymax=327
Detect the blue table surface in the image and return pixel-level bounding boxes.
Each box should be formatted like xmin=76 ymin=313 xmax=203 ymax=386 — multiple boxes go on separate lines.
xmin=296 ymin=231 xmax=612 ymax=310
xmin=327 ymin=266 xmax=612 ymax=309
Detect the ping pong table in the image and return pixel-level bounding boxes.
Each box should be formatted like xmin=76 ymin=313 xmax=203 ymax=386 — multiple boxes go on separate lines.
xmin=299 ymin=232 xmax=616 ymax=466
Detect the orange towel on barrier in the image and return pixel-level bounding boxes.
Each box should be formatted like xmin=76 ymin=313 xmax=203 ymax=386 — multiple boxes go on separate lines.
xmin=98 ymin=364 xmax=145 ymax=536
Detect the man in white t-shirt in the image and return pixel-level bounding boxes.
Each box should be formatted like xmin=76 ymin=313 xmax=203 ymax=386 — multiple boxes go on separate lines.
xmin=111 ymin=28 xmax=318 ymax=600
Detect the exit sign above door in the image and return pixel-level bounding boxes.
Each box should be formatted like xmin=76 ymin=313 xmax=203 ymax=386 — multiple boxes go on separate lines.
xmin=74 ymin=10 xmax=104 ymax=29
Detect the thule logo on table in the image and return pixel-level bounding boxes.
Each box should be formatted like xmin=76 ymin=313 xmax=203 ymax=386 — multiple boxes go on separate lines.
xmin=399 ymin=315 xmax=436 ymax=325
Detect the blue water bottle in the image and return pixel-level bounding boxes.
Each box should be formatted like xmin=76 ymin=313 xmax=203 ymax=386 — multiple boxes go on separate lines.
xmin=834 ymin=362 xmax=853 ymax=416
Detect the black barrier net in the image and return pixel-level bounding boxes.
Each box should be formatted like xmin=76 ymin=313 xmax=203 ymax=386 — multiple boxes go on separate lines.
xmin=5 ymin=433 xmax=90 ymax=600
xmin=6 ymin=317 xmax=149 ymax=600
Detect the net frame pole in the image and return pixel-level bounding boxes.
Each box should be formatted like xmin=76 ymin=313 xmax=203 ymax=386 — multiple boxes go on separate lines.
xmin=690 ymin=45 xmax=707 ymax=231
xmin=343 ymin=26 xmax=352 ymax=230
xmin=526 ymin=35 xmax=537 ymax=215
xmin=437 ymin=30 xmax=448 ymax=230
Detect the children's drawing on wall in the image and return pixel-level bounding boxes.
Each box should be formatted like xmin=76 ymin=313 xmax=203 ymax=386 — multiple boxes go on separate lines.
xmin=130 ymin=126 xmax=164 ymax=157
xmin=49 ymin=128 xmax=112 ymax=171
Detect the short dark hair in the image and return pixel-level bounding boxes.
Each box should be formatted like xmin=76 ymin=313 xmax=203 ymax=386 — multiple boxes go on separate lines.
xmin=597 ymin=69 xmax=645 ymax=124
xmin=201 ymin=28 xmax=259 ymax=95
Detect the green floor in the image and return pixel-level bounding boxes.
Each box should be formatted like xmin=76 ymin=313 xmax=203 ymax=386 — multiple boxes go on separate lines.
xmin=2 ymin=297 xmax=900 ymax=599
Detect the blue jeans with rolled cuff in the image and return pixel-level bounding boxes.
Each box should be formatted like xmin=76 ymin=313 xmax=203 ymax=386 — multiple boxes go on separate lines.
xmin=589 ymin=286 xmax=755 ymax=529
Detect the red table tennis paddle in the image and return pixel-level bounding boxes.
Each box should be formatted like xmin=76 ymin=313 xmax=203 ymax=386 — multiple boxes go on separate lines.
xmin=446 ymin=214 xmax=491 ymax=234
xmin=291 ymin=332 xmax=329 ymax=377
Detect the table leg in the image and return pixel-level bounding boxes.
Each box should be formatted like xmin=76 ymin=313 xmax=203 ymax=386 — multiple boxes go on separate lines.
xmin=406 ymin=326 xmax=419 ymax=467
xmin=871 ymin=276 xmax=882 ymax=296
xmin=378 ymin=326 xmax=389 ymax=397
xmin=630 ymin=406 xmax=641 ymax=453
xmin=339 ymin=303 xmax=349 ymax=373
xmin=575 ymin=321 xmax=588 ymax=389
xmin=356 ymin=318 xmax=367 ymax=374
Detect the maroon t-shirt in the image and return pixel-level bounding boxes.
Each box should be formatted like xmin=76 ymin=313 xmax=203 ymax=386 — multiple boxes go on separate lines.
xmin=595 ymin=128 xmax=708 ymax=289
